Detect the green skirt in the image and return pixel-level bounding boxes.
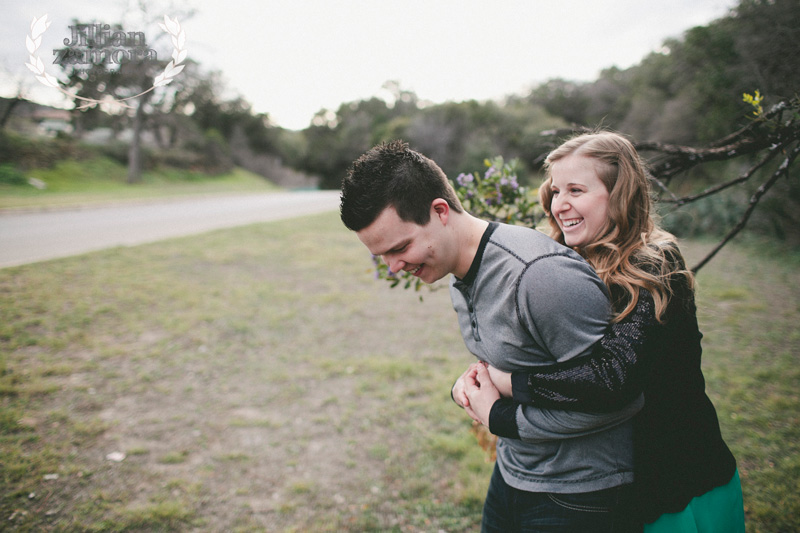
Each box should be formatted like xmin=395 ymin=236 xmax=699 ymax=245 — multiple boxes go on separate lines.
xmin=644 ymin=470 xmax=745 ymax=533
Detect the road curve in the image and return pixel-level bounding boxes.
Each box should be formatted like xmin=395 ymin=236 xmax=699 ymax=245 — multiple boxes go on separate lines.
xmin=0 ymin=190 xmax=342 ymax=268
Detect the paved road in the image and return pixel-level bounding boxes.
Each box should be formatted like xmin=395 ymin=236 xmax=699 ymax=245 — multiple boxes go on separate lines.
xmin=0 ymin=190 xmax=341 ymax=268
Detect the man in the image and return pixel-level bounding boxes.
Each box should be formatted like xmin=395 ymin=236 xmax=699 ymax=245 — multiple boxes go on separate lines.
xmin=340 ymin=140 xmax=640 ymax=532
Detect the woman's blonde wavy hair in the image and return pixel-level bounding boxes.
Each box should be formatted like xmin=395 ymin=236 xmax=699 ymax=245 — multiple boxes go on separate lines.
xmin=539 ymin=131 xmax=694 ymax=322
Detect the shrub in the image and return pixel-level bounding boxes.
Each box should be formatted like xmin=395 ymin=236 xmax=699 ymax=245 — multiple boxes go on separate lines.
xmin=184 ymin=129 xmax=234 ymax=174
xmin=0 ymin=164 xmax=26 ymax=186
xmin=0 ymin=131 xmax=90 ymax=170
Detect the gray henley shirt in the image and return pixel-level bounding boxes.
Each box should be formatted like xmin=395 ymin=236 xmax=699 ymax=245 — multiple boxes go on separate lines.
xmin=450 ymin=222 xmax=640 ymax=494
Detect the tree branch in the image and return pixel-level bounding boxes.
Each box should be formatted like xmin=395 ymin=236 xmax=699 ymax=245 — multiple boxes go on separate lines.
xmin=639 ymin=101 xmax=797 ymax=179
xmin=691 ymin=142 xmax=800 ymax=273
xmin=649 ymin=174 xmax=681 ymax=203
xmin=662 ymin=141 xmax=785 ymax=206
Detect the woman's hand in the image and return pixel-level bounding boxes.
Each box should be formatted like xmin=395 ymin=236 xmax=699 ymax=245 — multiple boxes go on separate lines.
xmin=452 ymin=364 xmax=474 ymax=409
xmin=487 ymin=365 xmax=513 ymax=397
xmin=464 ymin=364 xmax=501 ymax=427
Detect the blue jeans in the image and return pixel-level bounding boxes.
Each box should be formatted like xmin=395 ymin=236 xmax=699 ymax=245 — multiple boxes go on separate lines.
xmin=482 ymin=463 xmax=638 ymax=533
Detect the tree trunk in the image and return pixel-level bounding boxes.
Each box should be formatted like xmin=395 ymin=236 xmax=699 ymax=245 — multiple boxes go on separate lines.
xmin=0 ymin=97 xmax=21 ymax=130
xmin=127 ymin=99 xmax=145 ymax=183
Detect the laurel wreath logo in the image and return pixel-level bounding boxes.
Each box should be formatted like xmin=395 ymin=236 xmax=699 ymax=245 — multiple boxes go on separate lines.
xmin=25 ymin=14 xmax=187 ymax=110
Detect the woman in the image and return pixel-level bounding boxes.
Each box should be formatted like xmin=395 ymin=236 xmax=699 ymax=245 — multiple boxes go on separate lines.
xmin=459 ymin=131 xmax=745 ymax=532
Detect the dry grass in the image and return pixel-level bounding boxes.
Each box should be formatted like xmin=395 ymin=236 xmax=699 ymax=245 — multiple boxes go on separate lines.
xmin=0 ymin=213 xmax=797 ymax=532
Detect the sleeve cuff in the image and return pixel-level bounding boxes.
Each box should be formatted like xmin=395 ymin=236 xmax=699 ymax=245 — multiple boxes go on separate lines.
xmin=489 ymin=398 xmax=521 ymax=439
xmin=511 ymin=371 xmax=534 ymax=404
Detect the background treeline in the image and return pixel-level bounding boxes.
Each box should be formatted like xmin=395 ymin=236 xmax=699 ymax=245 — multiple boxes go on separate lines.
xmin=2 ymin=0 xmax=798 ymax=242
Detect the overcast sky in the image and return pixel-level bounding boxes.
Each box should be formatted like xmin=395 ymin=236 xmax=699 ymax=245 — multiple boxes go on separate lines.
xmin=3 ymin=0 xmax=739 ymax=130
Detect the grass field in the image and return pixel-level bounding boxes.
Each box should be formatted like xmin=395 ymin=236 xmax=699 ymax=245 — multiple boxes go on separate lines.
xmin=1 ymin=205 xmax=798 ymax=531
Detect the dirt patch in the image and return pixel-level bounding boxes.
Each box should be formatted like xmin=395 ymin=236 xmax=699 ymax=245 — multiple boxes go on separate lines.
xmin=4 ymin=222 xmax=478 ymax=531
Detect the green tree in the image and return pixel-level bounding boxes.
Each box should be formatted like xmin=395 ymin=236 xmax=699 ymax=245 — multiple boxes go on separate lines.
xmin=528 ymin=78 xmax=590 ymax=125
xmin=54 ymin=16 xmax=189 ymax=182
xmin=732 ymin=0 xmax=800 ymax=100
xmin=302 ymin=89 xmax=423 ymax=189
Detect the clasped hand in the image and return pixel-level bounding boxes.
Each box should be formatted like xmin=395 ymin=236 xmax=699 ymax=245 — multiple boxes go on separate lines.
xmin=452 ymin=362 xmax=512 ymax=427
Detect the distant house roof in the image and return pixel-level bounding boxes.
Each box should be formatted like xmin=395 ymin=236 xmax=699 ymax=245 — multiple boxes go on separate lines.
xmin=2 ymin=98 xmax=71 ymax=121
xmin=31 ymin=107 xmax=71 ymax=121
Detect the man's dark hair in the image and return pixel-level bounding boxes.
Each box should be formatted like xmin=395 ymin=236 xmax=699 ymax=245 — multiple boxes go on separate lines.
xmin=340 ymin=140 xmax=463 ymax=231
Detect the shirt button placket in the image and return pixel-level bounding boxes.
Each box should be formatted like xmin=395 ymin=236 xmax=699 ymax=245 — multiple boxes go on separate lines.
xmin=468 ymin=300 xmax=480 ymax=341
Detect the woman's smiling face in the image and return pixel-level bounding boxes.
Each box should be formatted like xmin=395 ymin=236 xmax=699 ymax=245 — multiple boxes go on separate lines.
xmin=548 ymin=154 xmax=611 ymax=248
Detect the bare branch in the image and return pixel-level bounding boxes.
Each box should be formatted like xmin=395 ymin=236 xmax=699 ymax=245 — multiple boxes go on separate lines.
xmin=706 ymin=100 xmax=788 ymax=148
xmin=639 ymin=101 xmax=798 ymax=179
xmin=691 ymin=142 xmax=800 ymax=273
xmin=649 ymin=175 xmax=681 ymax=203
xmin=641 ymin=135 xmax=775 ymax=179
xmin=662 ymin=142 xmax=785 ymax=206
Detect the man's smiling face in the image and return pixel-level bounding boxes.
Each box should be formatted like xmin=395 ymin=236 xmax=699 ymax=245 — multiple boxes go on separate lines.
xmin=356 ymin=203 xmax=455 ymax=284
